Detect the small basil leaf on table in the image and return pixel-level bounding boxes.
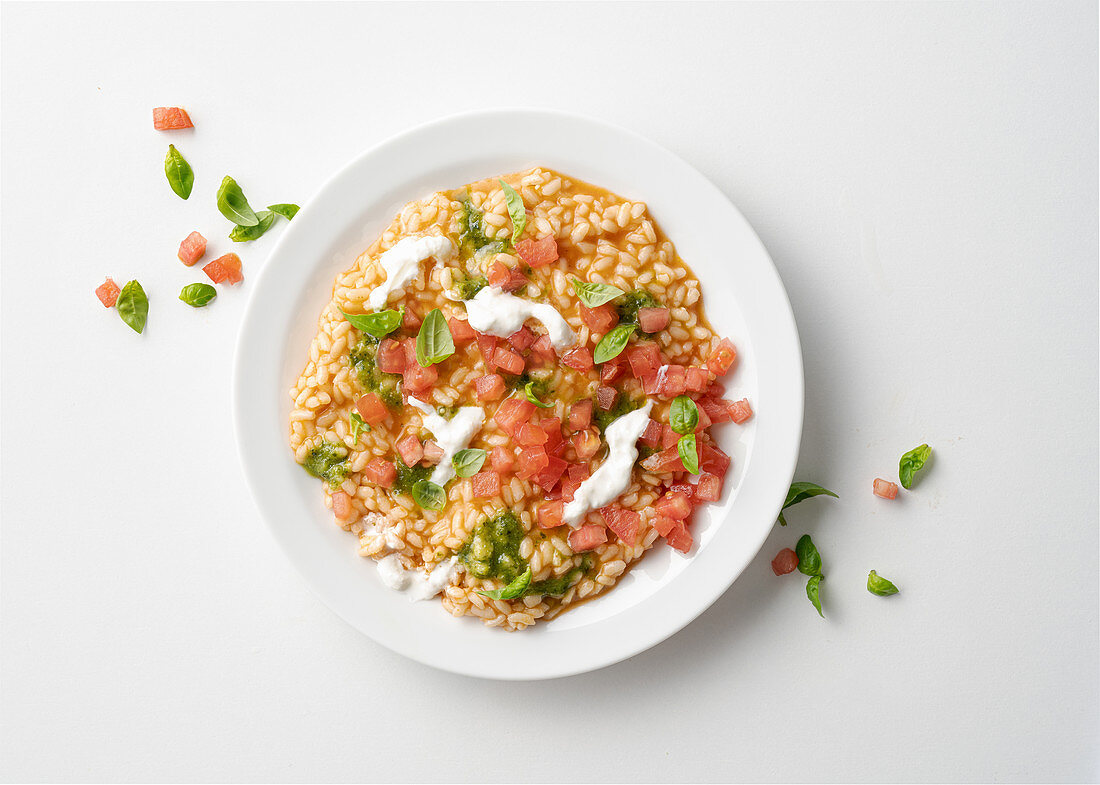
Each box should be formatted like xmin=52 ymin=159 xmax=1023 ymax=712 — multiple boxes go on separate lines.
xmin=678 ymin=433 xmax=700 ymax=474
xmin=777 ymin=481 xmax=838 ymax=525
xmin=867 ymin=570 xmax=900 ymax=596
xmin=670 ymin=395 xmax=699 ymax=434
xmin=593 ymin=323 xmax=635 ymax=364
xmin=117 ymin=280 xmax=149 ymax=334
xmin=216 ymin=175 xmax=259 ymax=227
xmin=452 ymin=448 xmax=487 ymax=478
xmin=416 ymin=308 xmax=455 ymax=367
xmin=899 ymin=443 xmax=932 ymax=489
xmin=570 ymin=277 xmax=625 ymax=308
xmin=229 ymin=210 xmax=276 ymax=242
xmin=525 ymin=381 xmax=554 ymax=408
xmin=498 ymin=180 xmax=526 ymax=245
xmin=479 ymin=566 xmax=532 ymax=600
xmin=164 ymin=144 xmax=193 ymax=199
xmin=806 ymin=575 xmax=824 ymax=617
xmin=341 ymin=308 xmax=402 ymax=338
xmin=412 ymin=480 xmax=446 ymax=511
xmin=179 ymin=282 xmax=216 ymax=308
xmin=267 ymin=203 xmax=300 ymax=220
xmin=795 ymin=534 xmax=822 ymax=577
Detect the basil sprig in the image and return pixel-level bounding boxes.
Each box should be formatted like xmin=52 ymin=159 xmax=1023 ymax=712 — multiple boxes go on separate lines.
xmin=452 ymin=448 xmax=487 ymax=478
xmin=164 ymin=144 xmax=193 ymax=200
xmin=349 ymin=412 xmax=370 ymax=442
xmin=216 ymin=175 xmax=259 ymax=226
xmin=570 ymin=277 xmax=625 ymax=308
xmin=777 ymin=481 xmax=838 ymax=526
xmin=478 ymin=566 xmax=532 ymax=600
xmin=899 ymin=443 xmax=932 ymax=489
xmin=795 ymin=534 xmax=825 ymax=617
xmin=867 ymin=570 xmax=899 ymax=596
xmin=678 ymin=433 xmax=700 ymax=475
xmin=179 ymin=282 xmax=216 ymax=308
xmin=525 ymin=381 xmax=553 ymax=408
xmin=412 ymin=479 xmax=446 ymax=511
xmin=268 ymin=203 xmax=299 ymax=220
xmin=499 ymin=180 xmax=526 ymax=245
xmin=416 ymin=309 xmax=455 ymax=367
xmin=593 ymin=324 xmax=635 ymax=364
xmin=229 ymin=210 xmax=276 ymax=242
xmin=117 ymin=280 xmax=148 ymax=334
xmin=342 ymin=308 xmax=402 ymax=338
xmin=670 ymin=395 xmax=699 ymax=434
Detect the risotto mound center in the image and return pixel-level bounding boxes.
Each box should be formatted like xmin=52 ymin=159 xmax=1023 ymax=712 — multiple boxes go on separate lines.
xmin=288 ymin=167 xmax=750 ymax=631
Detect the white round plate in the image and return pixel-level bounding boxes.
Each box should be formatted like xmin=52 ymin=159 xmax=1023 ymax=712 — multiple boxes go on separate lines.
xmin=234 ymin=109 xmax=803 ymax=680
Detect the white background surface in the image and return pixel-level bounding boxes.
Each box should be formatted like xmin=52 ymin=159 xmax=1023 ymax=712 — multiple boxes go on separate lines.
xmin=2 ymin=1 xmax=1097 ymax=782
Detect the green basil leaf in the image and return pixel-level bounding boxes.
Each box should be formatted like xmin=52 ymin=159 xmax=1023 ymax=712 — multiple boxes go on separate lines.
xmin=349 ymin=412 xmax=370 ymax=442
xmin=593 ymin=324 xmax=635 ymax=364
xmin=867 ymin=570 xmax=899 ymax=596
xmin=216 ymin=175 xmax=259 ymax=227
xmin=415 ymin=308 xmax=455 ymax=367
xmin=525 ymin=381 xmax=554 ymax=408
xmin=499 ymin=180 xmax=526 ymax=245
xmin=782 ymin=482 xmax=839 ymax=510
xmin=478 ymin=566 xmax=532 ymax=600
xmin=116 ymin=280 xmax=149 ymax=334
xmin=412 ymin=479 xmax=446 ymax=511
xmin=777 ymin=512 xmax=788 ymax=527
xmin=341 ymin=308 xmax=402 ymax=338
xmin=570 ymin=277 xmax=626 ymax=308
xmin=678 ymin=433 xmax=700 ymax=475
xmin=670 ymin=395 xmax=699 ymax=435
xmin=899 ymin=443 xmax=932 ymax=489
xmin=229 ymin=210 xmax=276 ymax=242
xmin=164 ymin=144 xmax=193 ymax=200
xmin=795 ymin=534 xmax=822 ymax=577
xmin=178 ymin=282 xmax=216 ymax=308
xmin=267 ymin=203 xmax=299 ymax=220
xmin=806 ymin=575 xmax=824 ymax=617
xmin=452 ymin=448 xmax=487 ymax=478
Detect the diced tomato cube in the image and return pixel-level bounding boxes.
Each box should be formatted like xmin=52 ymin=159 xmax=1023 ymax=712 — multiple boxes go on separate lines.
xmin=422 ymin=440 xmax=446 ymax=464
xmin=203 ymin=253 xmax=243 ymax=285
xmin=507 ymin=326 xmax=536 ymax=351
xmin=654 ymin=515 xmax=678 ymax=537
xmin=490 ymin=446 xmax=514 ymax=473
xmin=332 ymin=491 xmax=353 ymax=521
xmin=561 ymin=346 xmax=594 ymax=372
xmin=729 ymin=398 xmax=753 ymax=424
xmin=402 ymin=304 xmax=422 ymax=331
xmin=568 ymin=463 xmax=591 ymax=482
xmin=447 ymin=316 xmax=476 ymax=345
xmin=487 ymin=261 xmax=510 ymax=288
xmin=637 ymin=307 xmax=671 ymax=333
xmin=474 ymin=373 xmax=505 ymax=402
xmin=402 ymin=363 xmax=437 ymax=394
xmin=517 ymin=421 xmax=549 ymax=446
xmin=661 ymin=424 xmax=680 ymax=449
xmin=152 ymin=106 xmax=193 ymax=130
xmin=571 ymin=429 xmax=601 ymax=461
xmin=493 ymin=397 xmax=536 ymax=436
xmin=600 ymin=355 xmax=628 ymax=384
xmin=640 ymin=445 xmax=686 ymax=474
xmin=655 ymin=491 xmax=692 ymax=520
xmin=665 ymin=522 xmax=693 ymax=554
xmin=695 ymin=472 xmax=723 ymax=502
xmin=558 ymin=477 xmax=580 ymax=502
xmin=402 ymin=337 xmax=418 ymax=366
xmin=700 ymin=397 xmax=732 ymax=424
xmin=177 ymin=231 xmax=207 ymax=266
xmin=537 ymin=500 xmax=565 ymax=529
xmin=476 ymin=333 xmax=499 ymax=370
xmin=873 ymin=478 xmax=899 ymax=499
xmin=470 ymin=471 xmax=501 ymax=499
xmin=95 ymin=277 xmax=121 ymax=307
xmin=685 ymin=366 xmax=710 ymax=393
xmin=595 ymin=385 xmax=619 ymax=411
xmin=364 ymin=459 xmax=396 ymax=488
xmin=626 ymin=343 xmax=663 ymax=379
xmin=493 ymin=345 xmax=525 ymax=375
xmin=771 ymin=548 xmax=800 ymax=575
xmin=541 ymin=417 xmax=564 ymax=454
xmin=505 ymin=267 xmax=528 ymax=292
xmin=516 ymin=445 xmax=549 ymax=480
xmin=580 ymin=304 xmax=619 ymax=336
xmin=376 ymin=338 xmax=406 ymax=373
xmin=694 ymin=406 xmax=712 ymax=432
xmin=706 ymin=338 xmax=738 ymax=376
xmin=355 ymin=392 xmax=388 ymax=425
xmin=534 ymin=455 xmax=569 ymax=492
xmin=654 ymin=365 xmax=688 ymax=398
xmin=567 ymin=399 xmax=593 ymax=433
xmin=601 ymin=507 xmax=640 ymax=546
xmin=639 ymin=419 xmax=663 ymax=448
xmin=396 ymin=434 xmax=423 ymax=466
xmin=529 ymin=333 xmax=555 ymax=362
xmin=515 ymin=236 xmax=559 ymax=268
xmin=699 ymin=441 xmax=731 ymax=477
xmin=568 ymin=524 xmax=608 ymax=552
